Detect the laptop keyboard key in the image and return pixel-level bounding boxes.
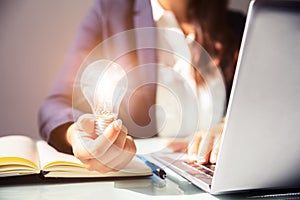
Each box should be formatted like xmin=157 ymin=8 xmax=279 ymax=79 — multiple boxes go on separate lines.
xmin=183 ymin=161 xmax=215 ymax=177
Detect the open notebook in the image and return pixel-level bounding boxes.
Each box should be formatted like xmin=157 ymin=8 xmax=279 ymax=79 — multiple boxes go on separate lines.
xmin=0 ymin=135 xmax=152 ymax=178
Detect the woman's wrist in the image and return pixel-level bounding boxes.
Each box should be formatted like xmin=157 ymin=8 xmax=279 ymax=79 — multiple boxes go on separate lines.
xmin=66 ymin=123 xmax=75 ymax=147
xmin=48 ymin=122 xmax=73 ymax=154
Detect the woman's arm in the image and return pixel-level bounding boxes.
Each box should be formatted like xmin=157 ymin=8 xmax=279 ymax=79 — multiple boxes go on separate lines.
xmin=38 ymin=0 xmax=103 ymax=153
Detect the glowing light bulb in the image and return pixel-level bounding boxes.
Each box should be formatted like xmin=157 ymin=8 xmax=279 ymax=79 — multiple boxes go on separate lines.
xmin=80 ymin=60 xmax=128 ymax=134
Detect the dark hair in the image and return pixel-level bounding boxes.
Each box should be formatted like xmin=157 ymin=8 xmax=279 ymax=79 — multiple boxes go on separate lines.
xmin=187 ymin=0 xmax=239 ymax=88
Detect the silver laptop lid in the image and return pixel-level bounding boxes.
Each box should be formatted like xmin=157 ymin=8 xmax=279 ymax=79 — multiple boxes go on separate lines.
xmin=212 ymin=0 xmax=300 ymax=194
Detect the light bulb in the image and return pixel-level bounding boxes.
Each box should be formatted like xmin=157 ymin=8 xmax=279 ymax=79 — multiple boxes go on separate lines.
xmin=80 ymin=60 xmax=128 ymax=134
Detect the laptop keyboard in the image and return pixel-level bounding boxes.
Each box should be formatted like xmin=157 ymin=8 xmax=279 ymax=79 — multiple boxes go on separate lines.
xmin=182 ymin=160 xmax=215 ymax=178
xmin=152 ymin=153 xmax=214 ymax=186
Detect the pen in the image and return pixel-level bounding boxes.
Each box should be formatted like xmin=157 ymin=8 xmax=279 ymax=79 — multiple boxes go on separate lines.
xmin=137 ymin=155 xmax=167 ymax=179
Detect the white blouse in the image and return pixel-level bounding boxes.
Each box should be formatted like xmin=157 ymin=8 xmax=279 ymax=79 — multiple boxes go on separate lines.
xmin=150 ymin=0 xmax=226 ymax=138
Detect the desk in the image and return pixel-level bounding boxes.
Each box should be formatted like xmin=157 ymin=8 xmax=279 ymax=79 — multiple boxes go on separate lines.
xmin=0 ymin=174 xmax=212 ymax=200
xmin=1 ymin=139 xmax=300 ymax=200
xmin=2 ymin=169 xmax=300 ymax=200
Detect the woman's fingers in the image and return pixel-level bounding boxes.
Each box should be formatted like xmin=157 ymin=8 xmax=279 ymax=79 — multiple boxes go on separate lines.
xmin=94 ymin=128 xmax=128 ymax=164
xmin=210 ymin=136 xmax=221 ymax=164
xmin=188 ymin=121 xmax=224 ymax=164
xmin=71 ymin=130 xmax=95 ymax=161
xmin=113 ymin=126 xmax=128 ymax=149
xmin=167 ymin=139 xmax=188 ymax=153
xmin=72 ymin=116 xmax=137 ymax=173
xmin=197 ymin=130 xmax=215 ymax=164
xmin=72 ymin=119 xmax=122 ymax=163
xmin=83 ymin=159 xmax=117 ymax=173
xmin=188 ymin=130 xmax=204 ymax=161
xmin=76 ymin=114 xmax=96 ymax=137
xmin=84 ymin=136 xmax=136 ymax=172
xmin=106 ymin=136 xmax=136 ymax=170
xmin=115 ymin=143 xmax=136 ymax=170
xmin=208 ymin=123 xmax=223 ymax=164
xmin=85 ymin=120 xmax=135 ymax=171
xmin=90 ymin=119 xmax=122 ymax=157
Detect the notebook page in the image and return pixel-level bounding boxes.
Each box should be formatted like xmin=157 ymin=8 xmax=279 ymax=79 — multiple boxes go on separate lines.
xmin=0 ymin=135 xmax=40 ymax=168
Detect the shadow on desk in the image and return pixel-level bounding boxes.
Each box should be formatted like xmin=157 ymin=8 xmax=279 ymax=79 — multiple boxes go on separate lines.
xmin=0 ymin=174 xmax=150 ymax=186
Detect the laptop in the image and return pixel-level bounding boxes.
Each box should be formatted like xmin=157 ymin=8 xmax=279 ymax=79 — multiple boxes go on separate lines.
xmin=152 ymin=0 xmax=300 ymax=194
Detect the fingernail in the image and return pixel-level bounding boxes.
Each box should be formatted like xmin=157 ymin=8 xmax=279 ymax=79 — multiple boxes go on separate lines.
xmin=198 ymin=156 xmax=206 ymax=164
xmin=210 ymin=156 xmax=217 ymax=164
xmin=113 ymin=119 xmax=122 ymax=131
xmin=189 ymin=154 xmax=198 ymax=161
xmin=121 ymin=126 xmax=128 ymax=135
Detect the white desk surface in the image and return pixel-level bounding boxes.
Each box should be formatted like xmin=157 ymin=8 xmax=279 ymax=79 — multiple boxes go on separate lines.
xmin=1 ymin=138 xmax=300 ymax=200
xmin=0 ymin=174 xmax=215 ymax=200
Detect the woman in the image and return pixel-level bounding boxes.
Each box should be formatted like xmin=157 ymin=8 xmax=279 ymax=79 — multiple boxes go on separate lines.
xmin=38 ymin=0 xmax=245 ymax=172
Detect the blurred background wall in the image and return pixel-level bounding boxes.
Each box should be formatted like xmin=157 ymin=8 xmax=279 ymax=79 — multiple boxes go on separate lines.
xmin=0 ymin=0 xmax=251 ymax=139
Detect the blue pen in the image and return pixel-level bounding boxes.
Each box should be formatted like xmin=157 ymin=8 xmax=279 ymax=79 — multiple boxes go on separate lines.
xmin=137 ymin=155 xmax=167 ymax=179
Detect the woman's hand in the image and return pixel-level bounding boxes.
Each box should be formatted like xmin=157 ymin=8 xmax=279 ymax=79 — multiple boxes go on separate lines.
xmin=66 ymin=114 xmax=136 ymax=173
xmin=188 ymin=119 xmax=225 ymax=164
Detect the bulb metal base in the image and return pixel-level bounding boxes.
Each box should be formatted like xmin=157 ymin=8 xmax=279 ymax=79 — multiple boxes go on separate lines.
xmin=95 ymin=114 xmax=117 ymax=135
